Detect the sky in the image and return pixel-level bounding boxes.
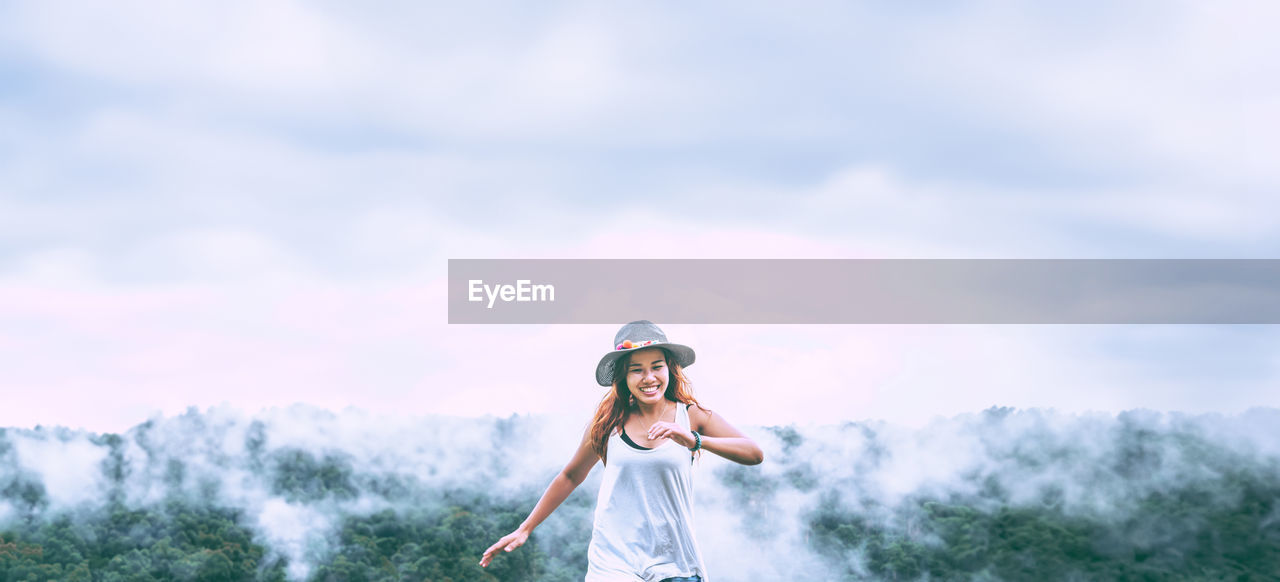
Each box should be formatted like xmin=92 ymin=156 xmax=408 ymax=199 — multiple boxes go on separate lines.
xmin=2 ymin=1 xmax=1279 ymax=434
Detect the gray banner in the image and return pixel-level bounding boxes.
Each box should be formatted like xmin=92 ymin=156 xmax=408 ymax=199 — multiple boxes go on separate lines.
xmin=448 ymin=259 xmax=1280 ymax=323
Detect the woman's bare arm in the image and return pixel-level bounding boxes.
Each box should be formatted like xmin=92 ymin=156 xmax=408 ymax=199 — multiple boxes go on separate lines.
xmin=647 ymin=403 xmax=764 ymax=465
xmin=480 ymin=426 xmax=600 ymax=567
xmin=688 ymin=403 xmax=764 ymax=465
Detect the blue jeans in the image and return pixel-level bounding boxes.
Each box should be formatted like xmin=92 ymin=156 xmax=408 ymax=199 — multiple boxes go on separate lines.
xmin=659 ymin=577 xmax=701 ymax=582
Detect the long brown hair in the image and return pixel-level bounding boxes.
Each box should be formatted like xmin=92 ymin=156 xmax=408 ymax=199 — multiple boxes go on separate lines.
xmin=589 ymin=347 xmax=702 ymax=465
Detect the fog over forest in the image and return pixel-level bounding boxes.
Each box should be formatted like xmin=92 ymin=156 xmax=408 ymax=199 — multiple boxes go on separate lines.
xmin=3 ymin=404 xmax=1279 ymax=581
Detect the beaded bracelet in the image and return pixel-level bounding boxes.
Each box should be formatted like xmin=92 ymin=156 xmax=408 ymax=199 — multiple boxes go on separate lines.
xmin=689 ymin=430 xmax=702 ymax=452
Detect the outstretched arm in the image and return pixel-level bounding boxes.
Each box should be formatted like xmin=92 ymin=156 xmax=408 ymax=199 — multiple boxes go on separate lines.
xmin=479 ymin=426 xmax=600 ymax=568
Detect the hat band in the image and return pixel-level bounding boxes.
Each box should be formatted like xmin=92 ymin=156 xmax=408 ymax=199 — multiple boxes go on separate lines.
xmin=616 ymin=339 xmax=661 ymax=351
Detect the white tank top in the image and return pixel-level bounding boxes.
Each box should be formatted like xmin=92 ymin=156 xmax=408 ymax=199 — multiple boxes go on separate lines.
xmin=586 ymin=402 xmax=708 ymax=582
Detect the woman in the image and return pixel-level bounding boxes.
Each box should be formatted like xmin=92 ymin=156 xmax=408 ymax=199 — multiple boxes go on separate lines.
xmin=480 ymin=320 xmax=764 ymax=582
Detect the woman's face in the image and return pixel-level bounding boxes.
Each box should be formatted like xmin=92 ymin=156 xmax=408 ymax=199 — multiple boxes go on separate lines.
xmin=625 ymin=348 xmax=669 ymax=406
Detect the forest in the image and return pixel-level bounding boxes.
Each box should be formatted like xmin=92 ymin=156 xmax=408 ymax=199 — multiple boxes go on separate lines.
xmin=3 ymin=407 xmax=1279 ymax=581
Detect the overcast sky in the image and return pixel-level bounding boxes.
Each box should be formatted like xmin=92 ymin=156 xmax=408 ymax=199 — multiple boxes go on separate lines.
xmin=2 ymin=1 xmax=1278 ymax=433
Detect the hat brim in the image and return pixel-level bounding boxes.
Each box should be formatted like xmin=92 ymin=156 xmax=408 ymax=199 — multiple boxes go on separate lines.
xmin=595 ymin=343 xmax=696 ymax=386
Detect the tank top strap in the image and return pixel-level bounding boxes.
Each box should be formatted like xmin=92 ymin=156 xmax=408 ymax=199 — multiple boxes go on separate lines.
xmin=677 ymin=401 xmax=690 ymax=432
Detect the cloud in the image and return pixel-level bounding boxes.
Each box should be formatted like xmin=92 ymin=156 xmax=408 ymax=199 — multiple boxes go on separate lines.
xmin=2 ymin=2 xmax=1278 ymax=433
xmin=5 ymin=1 xmax=1278 ymax=254
xmin=4 ymin=405 xmax=1280 ymax=579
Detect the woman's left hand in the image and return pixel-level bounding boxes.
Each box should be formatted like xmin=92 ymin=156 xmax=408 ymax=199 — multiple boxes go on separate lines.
xmin=648 ymin=421 xmax=695 ymax=449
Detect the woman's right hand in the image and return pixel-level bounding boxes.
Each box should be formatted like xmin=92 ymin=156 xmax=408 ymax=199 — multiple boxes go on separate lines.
xmin=479 ymin=527 xmax=530 ymax=568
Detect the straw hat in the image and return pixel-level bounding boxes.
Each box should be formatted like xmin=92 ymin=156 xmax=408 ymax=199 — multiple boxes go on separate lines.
xmin=594 ymin=320 xmax=696 ymax=386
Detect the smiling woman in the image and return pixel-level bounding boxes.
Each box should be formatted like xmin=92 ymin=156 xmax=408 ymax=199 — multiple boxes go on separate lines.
xmin=480 ymin=320 xmax=763 ymax=582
